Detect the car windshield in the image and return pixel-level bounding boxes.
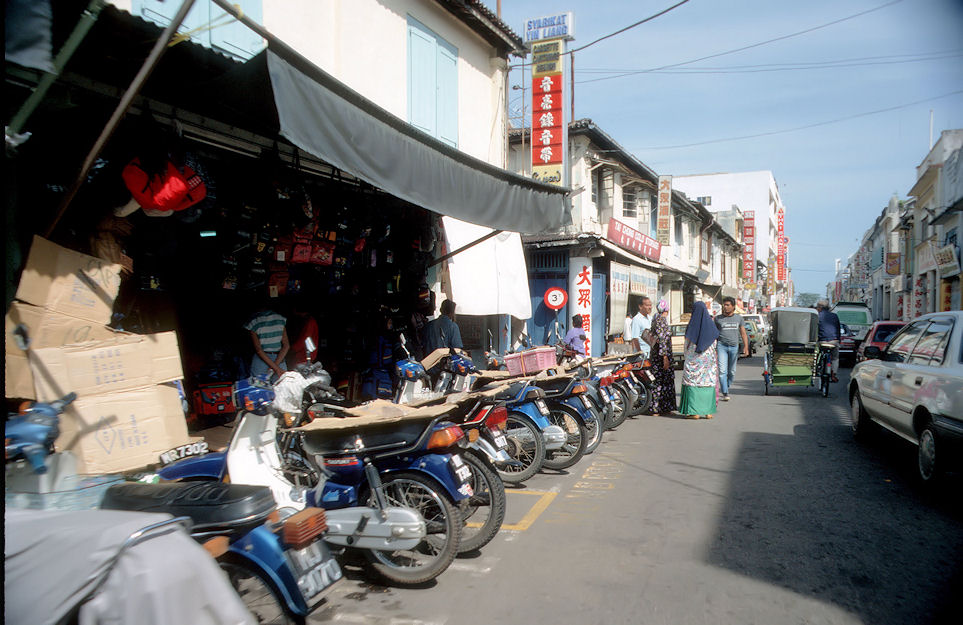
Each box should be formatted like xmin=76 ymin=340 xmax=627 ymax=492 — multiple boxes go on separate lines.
xmin=836 ymin=310 xmax=870 ymax=325
xmin=873 ymin=325 xmax=902 ymax=343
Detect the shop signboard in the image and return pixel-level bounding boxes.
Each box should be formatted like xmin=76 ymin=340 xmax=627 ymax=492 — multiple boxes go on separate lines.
xmin=885 ymin=252 xmax=901 ymax=276
xmin=569 ymin=258 xmax=593 ymax=355
xmin=742 ymin=210 xmax=755 ymax=279
xmin=628 ymin=266 xmax=658 ymax=299
xmin=934 ymin=244 xmax=961 ymax=277
xmin=940 ymin=279 xmax=953 ymax=311
xmin=608 ymin=262 xmax=630 ymax=335
xmin=656 ymin=176 xmax=672 ymax=245
xmin=767 ymin=257 xmax=775 ymax=294
xmin=524 ymin=12 xmax=575 ymax=43
xmin=606 ymin=218 xmax=661 ymax=262
xmin=917 ymin=241 xmax=937 ymax=273
xmin=529 ymin=33 xmax=566 ymax=186
xmin=776 ymin=209 xmax=785 ymax=281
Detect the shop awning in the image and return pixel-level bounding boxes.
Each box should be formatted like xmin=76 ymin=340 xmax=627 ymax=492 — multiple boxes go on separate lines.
xmin=266 ymin=49 xmax=570 ymax=234
xmin=441 ymin=216 xmax=532 ymax=319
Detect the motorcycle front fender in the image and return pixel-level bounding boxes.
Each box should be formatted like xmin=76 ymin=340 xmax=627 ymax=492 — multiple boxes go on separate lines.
xmin=509 ymin=401 xmax=553 ymax=430
xmin=379 ymin=452 xmax=469 ymax=502
xmin=227 ymin=525 xmax=334 ymax=616
xmin=157 ymin=451 xmax=226 ymax=481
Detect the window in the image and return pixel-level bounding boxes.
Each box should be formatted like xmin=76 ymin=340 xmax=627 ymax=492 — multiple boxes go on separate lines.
xmin=133 ymin=1 xmax=265 ymax=60
xmin=591 ymin=168 xmax=599 ymax=206
xmin=408 ymin=17 xmax=458 ymax=147
xmin=701 ymin=232 xmax=711 ymax=265
xmin=696 ymin=196 xmax=711 ymax=206
xmin=622 ymin=187 xmax=637 ymax=219
xmin=884 ymin=321 xmax=927 ymax=363
xmin=689 ymin=222 xmax=697 ymax=261
xmin=650 ymin=199 xmax=659 ymax=239
xmin=908 ymin=320 xmax=953 ymax=365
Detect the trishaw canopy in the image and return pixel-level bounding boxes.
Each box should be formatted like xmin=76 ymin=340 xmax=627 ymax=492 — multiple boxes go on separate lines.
xmin=768 ymin=307 xmax=819 ymax=345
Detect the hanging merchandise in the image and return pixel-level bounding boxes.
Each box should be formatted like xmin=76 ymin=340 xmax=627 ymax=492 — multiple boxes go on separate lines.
xmin=290 ymin=242 xmax=312 ymax=263
xmin=310 ymin=241 xmax=335 ymax=265
xmin=121 ymin=157 xmax=207 ymax=213
xmin=268 ymin=271 xmax=289 ymax=298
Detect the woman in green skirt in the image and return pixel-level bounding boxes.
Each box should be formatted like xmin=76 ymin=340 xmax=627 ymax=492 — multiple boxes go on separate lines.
xmin=679 ymin=301 xmax=720 ymax=419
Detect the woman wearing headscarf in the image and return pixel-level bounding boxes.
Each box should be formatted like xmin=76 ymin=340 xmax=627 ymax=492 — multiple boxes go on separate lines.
xmin=648 ymin=299 xmax=677 ymax=416
xmin=679 ymin=301 xmax=720 ymax=419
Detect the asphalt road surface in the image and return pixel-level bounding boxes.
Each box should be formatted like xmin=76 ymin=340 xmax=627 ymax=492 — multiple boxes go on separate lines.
xmin=310 ymin=357 xmax=963 ymax=625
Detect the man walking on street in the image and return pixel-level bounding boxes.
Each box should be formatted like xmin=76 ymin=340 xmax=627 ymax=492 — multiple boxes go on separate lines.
xmin=630 ymin=296 xmax=653 ymax=357
xmin=816 ymin=300 xmax=841 ymax=383
xmin=714 ymin=296 xmax=749 ymax=401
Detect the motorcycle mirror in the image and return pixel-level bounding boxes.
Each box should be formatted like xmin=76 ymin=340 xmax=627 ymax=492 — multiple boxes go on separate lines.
xmin=304 ymin=336 xmax=316 ymax=354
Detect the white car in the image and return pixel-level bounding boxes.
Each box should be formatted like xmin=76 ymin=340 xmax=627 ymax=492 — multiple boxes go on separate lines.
xmin=849 ymin=311 xmax=963 ymax=483
xmin=832 ymin=301 xmax=874 ymax=343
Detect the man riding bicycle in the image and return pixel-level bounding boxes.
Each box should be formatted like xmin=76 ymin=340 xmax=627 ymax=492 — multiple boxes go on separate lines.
xmin=816 ymin=300 xmax=841 ymax=383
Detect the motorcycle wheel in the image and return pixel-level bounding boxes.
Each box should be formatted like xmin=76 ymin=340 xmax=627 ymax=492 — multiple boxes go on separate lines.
xmin=498 ymin=412 xmax=545 ymax=484
xmin=541 ymin=406 xmax=587 ymax=470
xmin=365 ymin=472 xmax=462 ymax=585
xmin=608 ymin=384 xmax=631 ymax=429
xmin=632 ymin=380 xmax=652 ymax=415
xmin=457 ymin=450 xmax=506 ymax=553
xmin=579 ymin=400 xmax=604 ymax=454
xmin=220 ymin=560 xmax=301 ymax=625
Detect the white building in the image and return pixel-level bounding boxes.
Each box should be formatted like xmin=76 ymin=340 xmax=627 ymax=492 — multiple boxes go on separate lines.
xmin=673 ymin=171 xmax=787 ymax=307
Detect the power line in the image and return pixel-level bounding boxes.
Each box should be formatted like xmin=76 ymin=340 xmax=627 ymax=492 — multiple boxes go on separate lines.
xmin=508 ymin=0 xmax=691 ymax=69
xmin=576 ymin=50 xmax=963 ymax=76
xmin=578 ymin=0 xmax=906 ymax=85
xmin=635 ymin=88 xmax=963 ymax=150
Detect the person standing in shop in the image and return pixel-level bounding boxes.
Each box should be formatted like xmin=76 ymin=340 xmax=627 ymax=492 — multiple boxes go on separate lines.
xmin=246 ymin=302 xmax=290 ymax=381
xmin=714 ymin=296 xmax=749 ymax=402
xmin=563 ymin=314 xmax=588 ymax=356
xmin=425 ymin=299 xmax=463 ymax=353
xmin=630 ymin=296 xmax=654 ymax=356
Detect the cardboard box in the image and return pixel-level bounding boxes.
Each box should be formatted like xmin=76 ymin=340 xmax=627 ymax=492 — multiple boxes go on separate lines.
xmin=5 ymin=302 xmax=120 ymax=399
xmin=15 ymin=235 xmax=122 ymax=324
xmin=55 ymin=384 xmax=192 ymax=474
xmin=29 ymin=331 xmax=183 ymax=401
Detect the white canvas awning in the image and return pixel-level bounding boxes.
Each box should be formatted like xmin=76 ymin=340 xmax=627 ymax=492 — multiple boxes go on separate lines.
xmin=442 ymin=216 xmax=532 ymax=319
xmin=267 ymin=50 xmax=570 ymax=234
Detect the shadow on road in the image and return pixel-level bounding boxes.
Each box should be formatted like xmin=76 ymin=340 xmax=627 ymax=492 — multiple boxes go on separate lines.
xmin=707 ymin=364 xmax=963 ymax=624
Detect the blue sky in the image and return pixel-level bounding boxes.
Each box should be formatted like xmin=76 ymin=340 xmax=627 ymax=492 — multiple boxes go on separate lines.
xmin=496 ymin=0 xmax=963 ymax=296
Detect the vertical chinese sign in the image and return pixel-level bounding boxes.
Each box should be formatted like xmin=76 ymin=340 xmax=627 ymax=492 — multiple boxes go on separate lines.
xmin=767 ymin=255 xmax=775 ymax=297
xmin=569 ymin=257 xmax=592 ymax=356
xmin=656 ymin=175 xmax=672 ymax=246
xmin=742 ymin=210 xmax=755 ymax=282
xmin=776 ymin=208 xmax=786 ymax=281
xmin=525 ymin=13 xmax=574 ymax=186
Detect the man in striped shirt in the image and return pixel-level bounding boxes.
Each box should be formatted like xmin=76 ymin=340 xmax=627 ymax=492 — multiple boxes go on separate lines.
xmin=245 ymin=306 xmax=290 ymax=381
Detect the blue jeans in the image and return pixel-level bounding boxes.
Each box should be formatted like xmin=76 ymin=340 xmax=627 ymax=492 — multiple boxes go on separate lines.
xmin=717 ymin=343 xmax=739 ymax=395
xmin=250 ymin=352 xmax=286 ymax=382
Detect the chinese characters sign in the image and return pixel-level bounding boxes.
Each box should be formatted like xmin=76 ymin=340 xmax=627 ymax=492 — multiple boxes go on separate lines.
xmin=776 ymin=208 xmax=786 ymax=281
xmin=569 ymin=258 xmax=592 ymax=355
xmin=606 ymin=218 xmax=662 ymax=262
xmin=609 ymin=262 xmax=630 ymax=335
xmin=530 ymin=39 xmax=565 ymax=185
xmin=656 ymin=176 xmax=672 ymax=246
xmin=742 ymin=210 xmax=755 ymax=280
xmin=885 ymin=252 xmax=901 ymax=276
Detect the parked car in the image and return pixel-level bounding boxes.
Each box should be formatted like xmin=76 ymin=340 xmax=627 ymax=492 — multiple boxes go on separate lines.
xmin=832 ymin=301 xmax=873 ymax=343
xmin=856 ymin=320 xmax=907 ymax=363
xmin=742 ymin=320 xmax=760 ymax=357
xmin=838 ymin=323 xmax=857 ymax=366
xmin=849 ymin=311 xmax=963 ymax=483
xmin=669 ymin=323 xmax=687 ymax=369
xmin=743 ymin=314 xmax=769 ymax=344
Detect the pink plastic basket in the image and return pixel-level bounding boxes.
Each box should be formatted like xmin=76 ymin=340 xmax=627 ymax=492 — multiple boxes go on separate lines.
xmin=521 ymin=346 xmax=556 ymax=374
xmin=504 ymin=352 xmax=524 ymax=376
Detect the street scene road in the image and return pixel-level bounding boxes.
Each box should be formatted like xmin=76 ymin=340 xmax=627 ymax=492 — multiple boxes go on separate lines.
xmin=311 ymin=358 xmax=963 ymax=625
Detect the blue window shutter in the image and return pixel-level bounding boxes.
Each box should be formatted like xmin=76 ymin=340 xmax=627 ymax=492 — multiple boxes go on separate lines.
xmin=408 ymin=20 xmax=436 ymax=137
xmin=435 ymin=41 xmax=458 ymax=147
xmin=210 ymin=0 xmax=265 ymax=60
xmin=132 ymin=0 xmax=210 ymax=45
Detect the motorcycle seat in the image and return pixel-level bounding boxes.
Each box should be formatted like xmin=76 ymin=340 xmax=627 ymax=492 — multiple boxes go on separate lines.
xmin=100 ymin=481 xmax=276 ymax=532
xmin=531 ymin=376 xmax=574 ymax=397
xmin=299 ymin=419 xmax=432 ymax=456
xmin=493 ymin=381 xmax=528 ymax=401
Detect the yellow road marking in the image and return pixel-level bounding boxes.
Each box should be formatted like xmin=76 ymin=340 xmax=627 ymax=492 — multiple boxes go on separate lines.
xmin=502 ymin=490 xmax=557 ymax=531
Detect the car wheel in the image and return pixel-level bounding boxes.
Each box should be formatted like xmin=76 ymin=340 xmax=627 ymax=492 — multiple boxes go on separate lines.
xmin=850 ymin=389 xmax=871 ymax=439
xmin=917 ymin=422 xmax=943 ymax=484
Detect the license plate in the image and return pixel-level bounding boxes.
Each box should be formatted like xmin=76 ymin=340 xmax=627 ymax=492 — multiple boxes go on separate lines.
xmin=535 ymin=399 xmax=550 ymax=415
xmin=580 ymin=395 xmax=593 ymax=409
xmin=158 ymin=441 xmax=209 ymax=466
xmin=285 ymin=540 xmax=342 ymax=604
xmin=450 ymin=454 xmax=473 ymax=486
xmin=491 ymin=431 xmax=508 ymax=450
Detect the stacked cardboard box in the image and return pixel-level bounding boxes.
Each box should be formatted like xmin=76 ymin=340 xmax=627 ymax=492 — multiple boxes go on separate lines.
xmin=5 ymin=236 xmax=192 ymax=473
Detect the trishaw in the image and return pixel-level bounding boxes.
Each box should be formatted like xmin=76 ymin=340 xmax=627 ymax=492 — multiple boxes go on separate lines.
xmin=762 ymin=307 xmax=834 ymax=396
